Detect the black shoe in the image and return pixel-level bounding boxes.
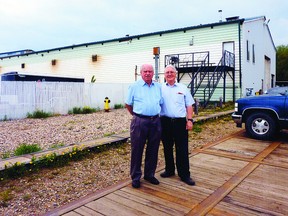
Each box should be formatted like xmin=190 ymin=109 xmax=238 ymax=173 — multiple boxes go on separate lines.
xmin=144 ymin=176 xmax=160 ymax=185
xmin=160 ymin=171 xmax=175 ymax=178
xmin=181 ymin=177 xmax=195 ymax=186
xmin=132 ymin=180 xmax=140 ymax=188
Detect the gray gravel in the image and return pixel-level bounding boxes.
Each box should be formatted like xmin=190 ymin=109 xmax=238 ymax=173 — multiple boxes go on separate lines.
xmin=0 ymin=109 xmax=132 ymax=157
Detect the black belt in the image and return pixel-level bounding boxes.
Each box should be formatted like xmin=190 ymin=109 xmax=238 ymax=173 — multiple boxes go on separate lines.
xmin=133 ymin=113 xmax=159 ymax=120
xmin=161 ymin=116 xmax=186 ymax=121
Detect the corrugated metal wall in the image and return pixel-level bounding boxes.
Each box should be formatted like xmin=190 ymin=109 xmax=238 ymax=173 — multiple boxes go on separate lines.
xmin=0 ymin=22 xmax=241 ymax=103
xmin=0 ymin=81 xmax=130 ymax=120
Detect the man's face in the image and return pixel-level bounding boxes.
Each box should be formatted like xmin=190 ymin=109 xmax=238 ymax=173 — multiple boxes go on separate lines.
xmin=164 ymin=68 xmax=176 ymax=83
xmin=141 ymin=65 xmax=154 ymax=83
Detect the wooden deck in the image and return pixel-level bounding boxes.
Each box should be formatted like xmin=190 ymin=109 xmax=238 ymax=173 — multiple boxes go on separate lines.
xmin=45 ymin=130 xmax=288 ymax=216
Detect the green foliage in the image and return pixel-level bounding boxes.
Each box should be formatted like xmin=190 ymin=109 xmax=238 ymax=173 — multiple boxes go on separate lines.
xmin=3 ymin=162 xmax=27 ymax=179
xmin=104 ymin=132 xmax=115 ymax=137
xmin=1 ymin=145 xmax=91 ymax=180
xmin=192 ymin=122 xmax=202 ymax=133
xmin=49 ymin=143 xmax=65 ymax=149
xmin=69 ymin=107 xmax=82 ymax=114
xmin=1 ymin=151 xmax=12 ymax=159
xmin=0 ymin=189 xmax=13 ymax=206
xmin=22 ymin=193 xmax=32 ymax=201
xmin=68 ymin=106 xmax=100 ymax=114
xmin=196 ymin=100 xmax=234 ymax=116
xmin=14 ymin=143 xmax=42 ymax=156
xmin=276 ymin=45 xmax=288 ymax=81
xmin=82 ymin=106 xmax=97 ymax=114
xmin=27 ymin=110 xmax=52 ymax=119
xmin=91 ymin=75 xmax=96 ymax=83
xmin=114 ymin=104 xmax=124 ymax=109
xmin=1 ymin=115 xmax=8 ymax=121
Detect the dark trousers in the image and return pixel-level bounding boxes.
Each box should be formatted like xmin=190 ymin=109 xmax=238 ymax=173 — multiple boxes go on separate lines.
xmin=161 ymin=117 xmax=190 ymax=179
xmin=130 ymin=116 xmax=161 ymax=181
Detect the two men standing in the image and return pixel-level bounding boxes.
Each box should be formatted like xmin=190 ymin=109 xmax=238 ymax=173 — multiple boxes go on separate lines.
xmin=125 ymin=64 xmax=195 ymax=188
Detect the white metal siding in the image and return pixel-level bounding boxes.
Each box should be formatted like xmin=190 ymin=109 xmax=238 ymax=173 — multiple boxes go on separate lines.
xmin=0 ymin=18 xmax=275 ymax=105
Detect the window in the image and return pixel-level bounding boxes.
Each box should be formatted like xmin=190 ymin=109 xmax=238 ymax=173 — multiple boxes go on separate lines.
xmin=246 ymin=40 xmax=250 ymax=61
xmin=252 ymin=44 xmax=255 ymax=63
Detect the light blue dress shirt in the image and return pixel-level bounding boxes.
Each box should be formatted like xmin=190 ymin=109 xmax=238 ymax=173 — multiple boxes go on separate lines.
xmin=125 ymin=79 xmax=163 ymax=116
xmin=160 ymin=82 xmax=195 ymax=118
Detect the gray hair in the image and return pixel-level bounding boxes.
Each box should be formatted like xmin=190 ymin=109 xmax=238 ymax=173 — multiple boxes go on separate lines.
xmin=165 ymin=65 xmax=178 ymax=73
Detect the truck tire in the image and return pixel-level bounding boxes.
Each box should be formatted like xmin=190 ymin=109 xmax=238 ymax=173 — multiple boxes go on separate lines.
xmin=245 ymin=112 xmax=277 ymax=140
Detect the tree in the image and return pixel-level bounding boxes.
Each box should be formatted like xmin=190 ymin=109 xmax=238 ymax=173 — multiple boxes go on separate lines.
xmin=276 ymin=45 xmax=288 ymax=81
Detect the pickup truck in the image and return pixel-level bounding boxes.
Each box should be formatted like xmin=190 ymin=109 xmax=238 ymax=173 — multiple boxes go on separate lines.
xmin=232 ymin=87 xmax=288 ymax=140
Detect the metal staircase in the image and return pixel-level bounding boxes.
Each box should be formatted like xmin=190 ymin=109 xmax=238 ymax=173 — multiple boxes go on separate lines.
xmin=165 ymin=51 xmax=235 ymax=107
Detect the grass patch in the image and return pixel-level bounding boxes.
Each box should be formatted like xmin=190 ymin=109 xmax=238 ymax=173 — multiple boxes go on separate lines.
xmin=49 ymin=143 xmax=65 ymax=149
xmin=114 ymin=104 xmax=124 ymax=109
xmin=1 ymin=151 xmax=12 ymax=159
xmin=0 ymin=189 xmax=13 ymax=207
xmin=68 ymin=106 xmax=100 ymax=114
xmin=14 ymin=143 xmax=42 ymax=156
xmin=192 ymin=122 xmax=203 ymax=133
xmin=27 ymin=110 xmax=53 ymax=119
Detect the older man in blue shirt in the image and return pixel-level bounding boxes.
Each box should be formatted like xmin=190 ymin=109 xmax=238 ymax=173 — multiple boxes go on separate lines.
xmin=125 ymin=64 xmax=162 ymax=188
xmin=160 ymin=65 xmax=195 ymax=186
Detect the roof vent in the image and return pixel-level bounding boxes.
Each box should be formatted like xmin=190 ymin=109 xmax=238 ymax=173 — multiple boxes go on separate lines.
xmin=226 ymin=16 xmax=239 ymax=21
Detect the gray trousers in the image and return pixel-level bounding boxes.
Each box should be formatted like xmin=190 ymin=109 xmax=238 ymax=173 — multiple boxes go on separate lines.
xmin=130 ymin=115 xmax=161 ymax=181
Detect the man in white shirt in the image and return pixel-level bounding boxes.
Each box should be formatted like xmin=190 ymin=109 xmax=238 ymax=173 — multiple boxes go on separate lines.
xmin=160 ymin=65 xmax=195 ymax=185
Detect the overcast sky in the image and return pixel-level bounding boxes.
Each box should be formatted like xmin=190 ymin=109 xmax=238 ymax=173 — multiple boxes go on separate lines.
xmin=0 ymin=0 xmax=287 ymax=53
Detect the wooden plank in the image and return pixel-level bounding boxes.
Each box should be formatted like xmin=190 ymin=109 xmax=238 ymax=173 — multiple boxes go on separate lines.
xmin=44 ymin=178 xmax=131 ymax=216
xmin=107 ymin=191 xmax=182 ymax=216
xmin=214 ymin=192 xmax=287 ymax=215
xmin=201 ymin=137 xmax=271 ymax=159
xmin=187 ymin=141 xmax=280 ymax=216
xmin=220 ymin=165 xmax=288 ymax=215
xmin=121 ymin=185 xmax=193 ymax=211
xmin=189 ymin=154 xmax=249 ymax=192
xmin=147 ymin=178 xmax=211 ymax=200
xmin=74 ymin=206 xmax=103 ymax=215
xmin=192 ymin=130 xmax=245 ymax=154
xmin=86 ymin=197 xmax=143 ymax=216
xmin=62 ymin=211 xmax=81 ymax=216
xmin=116 ymin=190 xmax=190 ymax=215
xmin=208 ymin=202 xmax=259 ymax=216
xmin=264 ymin=143 xmax=288 ymax=166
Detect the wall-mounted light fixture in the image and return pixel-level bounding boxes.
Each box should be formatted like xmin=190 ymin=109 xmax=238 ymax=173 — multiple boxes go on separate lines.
xmin=21 ymin=63 xmax=25 ymax=68
xmin=51 ymin=59 xmax=57 ymax=66
xmin=92 ymin=55 xmax=97 ymax=62
xmin=153 ymin=47 xmax=160 ymax=55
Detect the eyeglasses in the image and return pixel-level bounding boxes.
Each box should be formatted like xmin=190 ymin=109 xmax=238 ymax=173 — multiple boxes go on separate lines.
xmin=165 ymin=71 xmax=176 ymax=74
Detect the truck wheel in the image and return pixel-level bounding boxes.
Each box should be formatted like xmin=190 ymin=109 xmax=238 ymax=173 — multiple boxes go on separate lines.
xmin=245 ymin=112 xmax=277 ymax=140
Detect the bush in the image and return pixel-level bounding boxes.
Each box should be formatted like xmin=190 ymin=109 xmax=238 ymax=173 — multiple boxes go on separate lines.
xmin=68 ymin=106 xmax=100 ymax=114
xmin=27 ymin=110 xmax=52 ymax=119
xmin=114 ymin=104 xmax=124 ymax=109
xmin=82 ymin=106 xmax=97 ymax=114
xmin=69 ymin=107 xmax=82 ymax=114
xmin=14 ymin=143 xmax=42 ymax=156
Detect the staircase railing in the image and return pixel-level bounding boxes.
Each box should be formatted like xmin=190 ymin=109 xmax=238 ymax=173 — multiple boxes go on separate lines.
xmin=165 ymin=51 xmax=209 ymax=68
xmin=202 ymin=50 xmax=235 ymax=107
xmin=189 ymin=54 xmax=210 ymax=96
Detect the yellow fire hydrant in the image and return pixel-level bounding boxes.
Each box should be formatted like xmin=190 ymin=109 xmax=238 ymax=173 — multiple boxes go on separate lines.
xmin=104 ymin=97 xmax=110 ymax=112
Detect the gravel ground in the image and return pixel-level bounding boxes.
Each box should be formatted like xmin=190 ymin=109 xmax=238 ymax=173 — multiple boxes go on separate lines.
xmin=0 ymin=109 xmax=132 ymax=157
xmin=0 ymin=108 xmax=242 ymax=215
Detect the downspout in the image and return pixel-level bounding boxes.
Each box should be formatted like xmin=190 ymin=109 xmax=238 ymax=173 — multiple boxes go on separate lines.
xmin=238 ymin=20 xmax=242 ymax=97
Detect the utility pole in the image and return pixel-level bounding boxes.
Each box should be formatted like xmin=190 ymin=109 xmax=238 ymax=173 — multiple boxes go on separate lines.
xmin=153 ymin=47 xmax=160 ymax=81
